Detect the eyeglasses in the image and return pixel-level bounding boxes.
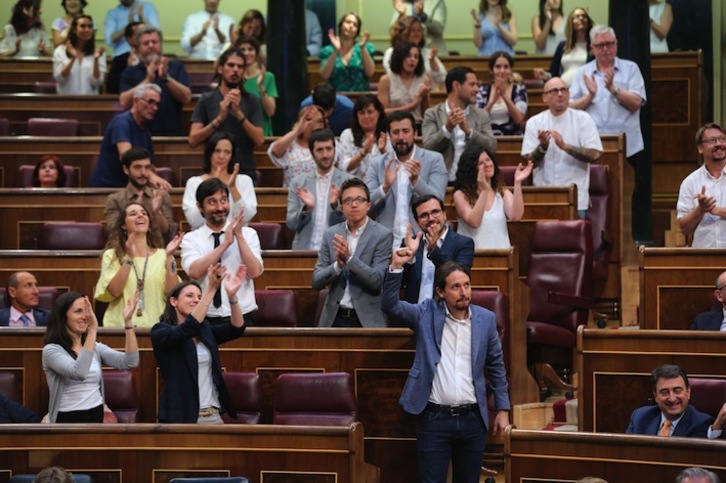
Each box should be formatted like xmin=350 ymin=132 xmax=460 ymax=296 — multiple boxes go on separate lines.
xmin=140 ymin=98 xmax=160 ymax=107
xmin=592 ymin=41 xmax=616 ymax=49
xmin=544 ymin=87 xmax=569 ymax=96
xmin=700 ymin=136 xmax=726 ymax=145
xmin=572 ymin=14 xmax=587 ymax=20
xmin=417 ymin=208 xmax=443 ymax=221
xmin=342 ymin=196 xmax=368 ymax=206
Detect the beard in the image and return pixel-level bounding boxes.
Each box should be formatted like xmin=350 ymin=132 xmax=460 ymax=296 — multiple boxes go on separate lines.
xmin=394 ymin=140 xmax=413 ymax=157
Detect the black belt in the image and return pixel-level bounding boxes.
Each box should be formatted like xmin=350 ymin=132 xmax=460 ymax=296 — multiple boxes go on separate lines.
xmin=206 ymin=315 xmax=231 ymax=325
xmin=425 ymin=402 xmax=478 ymax=417
xmin=337 ymin=307 xmax=358 ymax=318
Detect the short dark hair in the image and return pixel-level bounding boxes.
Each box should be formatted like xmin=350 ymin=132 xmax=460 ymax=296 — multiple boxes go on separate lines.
xmin=311 ymin=84 xmax=337 ymax=111
xmin=308 ymin=128 xmax=336 ymax=152
xmin=121 ymin=146 xmax=152 ymax=169
xmin=203 ymin=132 xmax=236 ymax=174
xmin=5 ymin=271 xmax=24 ymax=305
xmin=445 ymin=66 xmax=475 ymax=94
xmin=195 ymin=177 xmax=229 ymax=207
xmin=434 ymin=261 xmax=470 ymax=300
xmin=33 ymin=155 xmax=67 ymax=187
xmin=61 ymin=0 xmax=87 ymax=14
xmin=124 ymin=21 xmax=143 ymax=40
xmin=387 ymin=110 xmax=416 ymax=130
xmin=235 ymin=35 xmax=261 ymax=54
xmin=651 ymin=364 xmax=689 ymax=392
xmin=488 ymin=50 xmax=514 ymax=71
xmin=389 ymin=41 xmax=424 ymax=77
xmin=339 ymin=177 xmax=369 ymax=204
xmin=412 ymin=194 xmax=444 ymax=220
xmin=215 ymin=48 xmax=247 ymax=85
xmin=45 ymin=291 xmax=87 ymax=358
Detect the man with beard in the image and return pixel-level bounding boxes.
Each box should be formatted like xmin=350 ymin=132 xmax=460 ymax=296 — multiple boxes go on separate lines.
xmin=287 ymin=128 xmax=352 ymax=250
xmin=677 ymin=123 xmax=726 ymax=247
xmin=312 ymin=178 xmax=393 ymax=328
xmin=382 ymin=255 xmax=510 ymax=482
xmin=400 ymin=195 xmax=474 ymax=303
xmin=181 ymin=177 xmax=263 ymax=326
xmin=119 ymin=25 xmax=192 ymax=136
xmin=365 ymin=110 xmax=448 ymax=248
xmin=181 ymin=0 xmax=236 ymax=60
xmin=0 ymin=271 xmax=49 ymax=327
xmin=189 ymin=47 xmax=264 ymax=181
xmin=422 ymin=66 xmax=497 ymax=182
xmin=104 ymin=146 xmax=173 ymax=239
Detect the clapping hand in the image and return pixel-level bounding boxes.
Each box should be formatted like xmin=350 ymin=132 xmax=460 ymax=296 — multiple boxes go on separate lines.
xmin=514 ymin=160 xmax=534 ymax=184
xmin=359 ymin=31 xmax=371 ymax=47
xmin=328 ymin=29 xmax=341 ymax=52
xmin=404 ymin=223 xmax=423 ymax=254
xmin=296 ymin=187 xmax=315 ymax=209
xmin=165 ymin=232 xmax=184 ymax=256
xmin=225 ymin=265 xmax=247 ymax=297
xmin=332 ymin=233 xmax=350 ymax=268
xmin=123 ymin=290 xmax=139 ymax=325
xmin=694 ymin=186 xmax=717 ymax=214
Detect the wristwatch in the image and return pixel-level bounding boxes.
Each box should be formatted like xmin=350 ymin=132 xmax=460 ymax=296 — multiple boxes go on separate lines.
xmin=613 ymin=87 xmax=621 ymax=97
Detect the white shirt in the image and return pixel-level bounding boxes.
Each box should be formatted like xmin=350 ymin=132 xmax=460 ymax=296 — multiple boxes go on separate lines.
xmin=311 ymin=171 xmax=333 ymax=250
xmin=676 ymin=164 xmax=726 ymax=248
xmin=429 ymin=305 xmax=477 ymax=406
xmin=52 ymin=45 xmax=106 ymax=95
xmin=181 ymin=222 xmax=263 ymax=316
xmin=721 ymin=308 xmax=726 ymax=332
xmin=8 ymin=306 xmax=38 ymax=327
xmin=521 ymin=108 xmax=603 ymax=211
xmin=441 ymin=100 xmax=469 ymax=182
xmin=180 ymin=10 xmax=236 ymax=60
xmin=334 ymin=218 xmax=369 ymax=309
xmin=378 ymin=146 xmax=420 ymax=248
xmin=182 ymin=175 xmax=257 ymax=231
xmin=196 ymin=341 xmax=220 ymax=409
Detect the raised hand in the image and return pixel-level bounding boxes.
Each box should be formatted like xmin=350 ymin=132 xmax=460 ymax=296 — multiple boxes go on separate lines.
xmin=225 ymin=264 xmax=247 ymax=297
xmin=536 ymin=129 xmax=551 ymax=149
xmin=257 ymin=63 xmax=267 ymax=89
xmin=583 ymin=73 xmax=597 ymax=97
xmin=403 ymin=158 xmax=421 ymax=185
xmin=125 ymin=230 xmax=137 ymax=258
xmin=332 ymin=233 xmax=350 ymax=268
xmin=394 ymin=0 xmax=407 ymax=17
xmin=391 ymin=246 xmax=414 ymax=269
xmin=404 ymin=223 xmax=422 ymax=253
xmin=123 ymin=290 xmax=139 ymax=324
xmin=94 ymin=46 xmax=105 ymax=60
xmin=413 ymin=0 xmax=425 ymax=16
xmin=377 ymin=132 xmax=389 ymax=153
xmin=549 ymin=130 xmax=568 ymax=151
xmin=361 ymin=133 xmax=375 ymax=156
xmin=694 ymin=185 xmax=717 ymax=214
xmin=329 ymin=183 xmax=341 ymax=207
xmin=158 ymin=56 xmax=169 ymax=78
xmin=383 ymin=157 xmax=400 ymax=191
xmin=602 ymin=67 xmax=614 ymax=90
xmin=296 ymin=187 xmax=315 ymax=209
xmin=207 ymin=262 xmax=227 ymax=291
xmin=359 ymin=31 xmax=371 ymax=47
xmin=84 ymin=296 xmax=99 ymax=332
xmin=514 ymin=160 xmax=534 ymax=184
xmin=151 ymin=187 xmax=165 ymax=213
xmin=165 ymin=232 xmax=184 ymax=255
xmin=328 ymin=29 xmax=341 ymax=52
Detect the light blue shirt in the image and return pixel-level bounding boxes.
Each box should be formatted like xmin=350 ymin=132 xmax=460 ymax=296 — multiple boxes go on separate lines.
xmin=477 ymin=14 xmax=514 ymax=56
xmin=306 ymin=9 xmax=322 ymax=57
xmin=569 ymin=57 xmax=646 ymax=157
xmin=104 ymin=1 xmax=160 ymax=57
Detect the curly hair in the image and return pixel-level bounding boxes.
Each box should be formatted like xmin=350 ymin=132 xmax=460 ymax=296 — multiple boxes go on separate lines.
xmin=104 ymin=202 xmax=163 ymax=260
xmin=389 ymin=41 xmax=424 ymax=77
xmin=454 ymin=145 xmax=502 ymax=206
xmin=389 ymin=15 xmax=424 ymax=48
xmin=351 ymin=94 xmax=388 ymax=147
xmin=44 ymin=291 xmax=87 ymax=358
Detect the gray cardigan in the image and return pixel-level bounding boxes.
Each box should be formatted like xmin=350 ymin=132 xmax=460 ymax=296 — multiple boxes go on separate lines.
xmin=42 ymin=342 xmax=139 ymax=423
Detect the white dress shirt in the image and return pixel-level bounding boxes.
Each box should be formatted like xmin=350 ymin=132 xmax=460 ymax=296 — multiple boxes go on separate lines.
xmin=429 ymin=305 xmax=477 ymax=406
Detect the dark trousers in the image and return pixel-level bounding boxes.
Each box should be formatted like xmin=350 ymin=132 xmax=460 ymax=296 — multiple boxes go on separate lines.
xmin=56 ymin=403 xmax=104 ymax=423
xmin=417 ymin=406 xmax=486 ymax=483
xmin=332 ymin=308 xmax=362 ymax=328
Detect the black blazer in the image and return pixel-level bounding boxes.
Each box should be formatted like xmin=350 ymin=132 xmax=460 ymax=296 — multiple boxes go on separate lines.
xmin=691 ymin=308 xmax=723 ymax=331
xmin=0 ymin=307 xmax=49 ymax=327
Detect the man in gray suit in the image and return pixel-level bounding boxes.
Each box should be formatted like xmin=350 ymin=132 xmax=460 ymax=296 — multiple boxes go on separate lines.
xmin=312 ymin=178 xmax=393 ymax=328
xmin=286 ymin=128 xmax=353 ymax=250
xmin=365 ymin=110 xmax=448 ymax=248
xmin=422 ymin=66 xmax=497 ymax=182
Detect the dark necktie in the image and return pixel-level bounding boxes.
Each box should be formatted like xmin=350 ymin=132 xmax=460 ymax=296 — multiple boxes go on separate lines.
xmin=19 ymin=313 xmax=30 ymax=326
xmin=212 ymin=231 xmax=224 ymax=308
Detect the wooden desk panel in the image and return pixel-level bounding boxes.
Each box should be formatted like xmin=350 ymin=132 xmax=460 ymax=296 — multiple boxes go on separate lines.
xmin=506 ymin=428 xmax=726 ymax=482
xmin=576 ymin=328 xmax=726 ymax=433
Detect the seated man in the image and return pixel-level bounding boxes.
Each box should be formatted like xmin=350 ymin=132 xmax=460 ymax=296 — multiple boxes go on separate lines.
xmin=676 ymin=468 xmax=721 ymax=483
xmin=626 ymin=364 xmax=724 ymax=439
xmin=301 ymin=84 xmax=354 ymax=136
xmin=691 ymin=270 xmax=726 ymax=331
xmin=0 ymin=271 xmax=49 ymax=327
xmin=0 ymin=392 xmax=40 ymax=423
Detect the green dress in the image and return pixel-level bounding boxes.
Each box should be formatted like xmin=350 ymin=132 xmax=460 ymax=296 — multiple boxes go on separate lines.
xmin=319 ymin=42 xmax=376 ymax=92
xmin=243 ymin=71 xmax=278 ymax=136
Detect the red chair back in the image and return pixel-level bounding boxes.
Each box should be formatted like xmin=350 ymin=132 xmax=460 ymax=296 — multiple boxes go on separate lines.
xmin=273 ymin=372 xmax=357 ymax=426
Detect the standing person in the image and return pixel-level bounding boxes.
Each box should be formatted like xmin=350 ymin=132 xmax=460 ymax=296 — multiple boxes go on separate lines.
xmin=151 ymin=264 xmax=247 ymax=424
xmin=337 ymin=94 xmax=392 ymax=179
xmin=300 ymin=83 xmax=354 ymax=137
xmin=691 ymin=270 xmax=726 ymax=331
xmin=365 ymin=110 xmax=448 ymax=248
xmin=237 ymin=36 xmax=277 ymax=136
xmin=454 ymin=145 xmax=531 ymax=248
xmin=104 ymin=0 xmax=159 ymax=59
xmin=0 ymin=271 xmax=49 ymax=327
xmin=476 ymin=51 xmax=527 ymax=136
xmin=472 ymin=0 xmax=517 ymax=57
xmin=230 ymin=9 xmax=266 ymax=62
xmin=181 ymin=178 xmax=263 ymax=326
xmin=106 ymin=20 xmax=143 ymax=95
xmin=0 ymin=0 xmax=52 ymax=58
xmin=312 ymin=178 xmax=393 ymax=328
xmin=183 ymin=132 xmax=257 ymax=231
xmin=181 ymin=0 xmax=235 ymax=60
xmin=677 ymin=123 xmax=726 ymax=247
xmin=52 ymin=15 xmax=106 ymax=95
xmin=95 ymin=201 xmax=182 ymax=328
xmin=531 ymin=0 xmax=565 ymax=55
xmin=422 ymin=66 xmax=498 ymax=182
xmin=51 ymin=0 xmax=86 ymax=47
xmin=189 ymin=47 xmax=264 ymax=182
xmin=521 ymin=76 xmax=602 ymax=218
xmin=391 ymin=0 xmax=448 ymax=54
xmin=31 ymin=156 xmax=67 ymax=188
xmin=286 ymin=128 xmax=352 ymax=250
xmin=305 ymin=8 xmax=322 ymax=57
xmin=119 ymin=25 xmax=192 ymax=136
xmin=319 ymin=12 xmax=375 ymax=92
xmin=383 ymin=255 xmax=510 ymax=483
xmin=42 ymin=292 xmax=139 ymax=423
xmin=383 ymin=15 xmax=446 ymax=89
xmin=649 ymin=0 xmax=672 ymax=54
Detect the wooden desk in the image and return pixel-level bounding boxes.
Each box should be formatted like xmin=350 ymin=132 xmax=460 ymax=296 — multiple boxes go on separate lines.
xmin=506 ymin=428 xmax=726 ymax=482
xmin=576 ymin=327 xmax=726 ymax=433
xmin=638 ymin=247 xmax=726 ymax=330
xmin=0 ymin=423 xmax=379 ymax=483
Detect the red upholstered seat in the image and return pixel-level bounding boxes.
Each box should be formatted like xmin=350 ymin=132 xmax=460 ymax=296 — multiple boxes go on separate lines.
xmin=27 ymin=117 xmax=79 ymax=136
xmin=102 ymin=370 xmax=139 ymax=423
xmin=499 ymin=165 xmax=532 ymax=186
xmin=18 ymin=164 xmax=78 ymax=187
xmin=0 ymin=286 xmax=64 ymax=310
xmin=689 ymin=378 xmax=726 ymax=419
xmin=251 ymin=290 xmax=298 ymax=327
xmin=38 ymin=222 xmax=106 ymax=250
xmin=0 ymin=371 xmax=20 ymax=403
xmin=248 ymin=222 xmax=285 ymax=250
xmin=155 ymin=167 xmax=178 ymax=187
xmin=587 ymin=165 xmax=612 ymax=282
xmin=313 ymin=288 xmax=329 ymax=327
xmin=0 ymin=118 xmax=9 ymax=136
xmin=33 ymin=81 xmax=57 ymax=93
xmin=273 ymin=372 xmax=357 ymax=426
xmin=221 ymin=372 xmax=262 ymax=424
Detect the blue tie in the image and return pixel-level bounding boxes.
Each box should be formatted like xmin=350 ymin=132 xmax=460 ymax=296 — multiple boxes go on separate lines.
xmin=19 ymin=313 xmax=30 ymax=326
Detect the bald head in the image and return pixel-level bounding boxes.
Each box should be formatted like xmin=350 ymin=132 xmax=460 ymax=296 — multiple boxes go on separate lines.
xmin=542 ymin=77 xmax=570 ymax=115
xmin=6 ymin=271 xmax=39 ymax=312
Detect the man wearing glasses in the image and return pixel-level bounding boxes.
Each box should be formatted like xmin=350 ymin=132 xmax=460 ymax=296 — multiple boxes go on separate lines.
xmin=312 ymin=178 xmax=393 ymax=327
xmin=521 ymin=76 xmax=602 ymax=219
xmin=400 ymin=194 xmax=474 ymax=303
xmin=677 ymin=123 xmax=726 ymax=247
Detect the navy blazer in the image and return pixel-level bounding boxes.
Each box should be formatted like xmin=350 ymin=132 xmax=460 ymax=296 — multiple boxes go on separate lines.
xmin=691 ymin=308 xmax=723 ymax=331
xmin=0 ymin=392 xmax=40 ymax=423
xmin=0 ymin=307 xmax=49 ymax=327
xmin=151 ymin=315 xmax=245 ymax=423
xmin=401 ymin=228 xmax=475 ymax=303
xmin=381 ymin=270 xmax=510 ymax=429
xmin=626 ymin=404 xmax=714 ymax=438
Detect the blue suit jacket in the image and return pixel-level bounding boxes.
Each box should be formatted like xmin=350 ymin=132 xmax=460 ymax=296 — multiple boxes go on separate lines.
xmin=0 ymin=392 xmax=40 ymax=423
xmin=401 ymin=228 xmax=474 ymax=303
xmin=381 ymin=270 xmax=510 ymax=428
xmin=0 ymin=307 xmax=49 ymax=327
xmin=625 ymin=404 xmax=714 ymax=438
xmin=151 ymin=315 xmax=245 ymax=423
xmin=691 ymin=308 xmax=723 ymax=331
